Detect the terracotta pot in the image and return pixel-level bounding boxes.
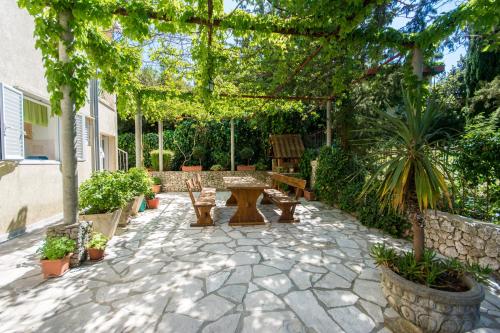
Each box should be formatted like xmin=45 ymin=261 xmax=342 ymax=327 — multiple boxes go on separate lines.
xmin=151 ymin=184 xmax=161 ymax=193
xmin=40 ymin=253 xmax=72 ymax=279
xmin=236 ymin=165 xmax=256 ymax=171
xmin=79 ymin=208 xmax=122 ymax=240
xmin=87 ymin=248 xmax=105 ymax=261
xmin=303 ymin=189 xmax=316 ymax=201
xmin=181 ymin=165 xmax=202 ymax=172
xmin=147 ymin=198 xmax=160 ymax=209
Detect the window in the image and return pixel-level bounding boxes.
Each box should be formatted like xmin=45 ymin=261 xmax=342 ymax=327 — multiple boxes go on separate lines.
xmin=0 ymin=83 xmax=24 ymax=160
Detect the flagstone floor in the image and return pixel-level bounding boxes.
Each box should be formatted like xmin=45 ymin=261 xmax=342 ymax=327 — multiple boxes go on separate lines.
xmin=1 ymin=192 xmax=499 ymax=333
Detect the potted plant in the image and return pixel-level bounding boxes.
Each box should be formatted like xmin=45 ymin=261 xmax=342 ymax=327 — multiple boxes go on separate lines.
xmin=363 ymin=89 xmax=490 ymax=331
xmin=181 ymin=145 xmax=205 ymax=172
xmin=79 ymin=171 xmax=128 ymax=239
xmin=126 ymin=167 xmax=152 ymax=215
xmin=151 ymin=176 xmax=162 ymax=193
xmin=146 ymin=190 xmax=160 ymax=209
xmin=237 ymin=147 xmax=255 ymax=171
xmin=38 ymin=236 xmax=75 ymax=278
xmin=86 ymin=232 xmax=108 ymax=261
xmin=299 ymin=149 xmax=317 ymax=200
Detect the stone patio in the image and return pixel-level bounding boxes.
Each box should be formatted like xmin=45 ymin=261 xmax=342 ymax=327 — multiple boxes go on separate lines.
xmin=1 ymin=192 xmax=499 ymax=333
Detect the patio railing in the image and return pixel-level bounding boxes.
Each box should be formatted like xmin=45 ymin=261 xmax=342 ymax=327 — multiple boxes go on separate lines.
xmin=118 ymin=148 xmax=128 ymax=171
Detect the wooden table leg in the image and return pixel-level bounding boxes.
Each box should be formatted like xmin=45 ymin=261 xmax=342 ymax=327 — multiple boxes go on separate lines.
xmin=229 ymin=189 xmax=266 ymax=226
xmin=226 ymin=192 xmax=238 ymax=206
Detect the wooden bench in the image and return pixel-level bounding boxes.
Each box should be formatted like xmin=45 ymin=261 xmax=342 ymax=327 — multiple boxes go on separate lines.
xmin=186 ymin=177 xmax=216 ymax=227
xmin=261 ymin=173 xmax=306 ymax=223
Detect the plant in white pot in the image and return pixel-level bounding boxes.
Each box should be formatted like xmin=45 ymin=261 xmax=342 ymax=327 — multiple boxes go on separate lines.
xmin=363 ymin=89 xmax=491 ymax=333
xmin=79 ymin=171 xmax=129 ymax=239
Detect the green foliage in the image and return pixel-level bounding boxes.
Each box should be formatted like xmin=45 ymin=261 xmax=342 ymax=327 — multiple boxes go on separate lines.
xmin=210 ymin=164 xmax=224 ymax=171
xmin=118 ymin=133 xmax=135 ymax=169
xmin=143 ymin=133 xmax=159 ymax=168
xmin=358 ymin=196 xmax=410 ymax=237
xmin=299 ymin=149 xmax=317 ymax=188
xmin=314 ymin=145 xmax=364 ymax=208
xmin=150 ymin=149 xmax=175 ymax=171
xmin=191 ymin=145 xmax=206 ymax=165
xmin=255 ymin=161 xmax=268 ymax=171
xmin=87 ymin=232 xmax=108 ymax=250
xmin=126 ymin=167 xmax=152 ymax=197
xmin=145 ymin=189 xmax=155 ymax=200
xmin=239 ymin=147 xmax=254 ymax=165
xmin=465 ymin=37 xmax=500 ymax=100
xmin=79 ymin=171 xmax=130 ymax=214
xmin=370 ymin=244 xmax=492 ymax=290
xmin=38 ymin=236 xmax=75 ymax=260
xmin=152 ymin=176 xmax=161 ymax=185
xmin=212 ymin=151 xmax=230 ymax=170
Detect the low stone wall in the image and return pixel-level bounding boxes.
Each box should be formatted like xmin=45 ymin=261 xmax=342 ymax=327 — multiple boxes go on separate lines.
xmin=425 ymin=210 xmax=500 ymax=273
xmin=151 ymin=171 xmax=273 ymax=192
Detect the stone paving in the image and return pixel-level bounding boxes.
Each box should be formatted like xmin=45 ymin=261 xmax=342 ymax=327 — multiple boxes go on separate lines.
xmin=1 ymin=192 xmax=499 ymax=333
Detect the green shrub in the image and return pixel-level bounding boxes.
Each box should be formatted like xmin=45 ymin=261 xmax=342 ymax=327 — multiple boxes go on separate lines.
xmin=38 ymin=236 xmax=75 ymax=260
xmin=150 ymin=149 xmax=175 ymax=171
xmin=370 ymin=244 xmax=492 ymax=291
xmin=358 ymin=196 xmax=410 ymax=237
xmin=127 ymin=168 xmax=152 ymax=196
xmin=255 ymin=161 xmax=268 ymax=171
xmin=314 ymin=145 xmax=364 ymax=206
xmin=87 ymin=232 xmax=108 ymax=250
xmin=191 ymin=146 xmax=206 ymax=165
xmin=118 ymin=133 xmax=135 ymax=169
xmin=210 ymin=164 xmax=224 ymax=171
xmin=299 ymin=149 xmax=317 ymax=187
xmin=79 ymin=171 xmax=130 ymax=214
xmin=212 ymin=151 xmax=230 ymax=169
xmin=239 ymin=147 xmax=254 ymax=165
xmin=152 ymin=176 xmax=161 ymax=185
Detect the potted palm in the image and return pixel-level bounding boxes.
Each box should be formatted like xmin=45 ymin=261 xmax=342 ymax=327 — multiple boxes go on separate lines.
xmin=79 ymin=171 xmax=128 ymax=239
xmin=86 ymin=232 xmax=108 ymax=261
xmin=38 ymin=236 xmax=75 ymax=278
xmin=146 ymin=190 xmax=160 ymax=209
xmin=363 ymin=89 xmax=490 ymax=332
xmin=237 ymin=147 xmax=255 ymax=171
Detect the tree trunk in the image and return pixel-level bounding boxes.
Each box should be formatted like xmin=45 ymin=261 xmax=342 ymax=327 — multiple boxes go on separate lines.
xmin=407 ymin=176 xmax=425 ymax=262
xmin=59 ymin=10 xmax=78 ymax=225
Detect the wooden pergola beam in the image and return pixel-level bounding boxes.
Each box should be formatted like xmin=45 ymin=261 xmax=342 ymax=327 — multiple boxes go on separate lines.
xmin=220 ymin=93 xmax=335 ymax=101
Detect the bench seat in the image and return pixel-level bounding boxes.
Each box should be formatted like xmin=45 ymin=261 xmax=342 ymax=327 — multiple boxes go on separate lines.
xmin=261 ymin=174 xmax=306 ymax=223
xmin=186 ymin=177 xmax=216 ymax=227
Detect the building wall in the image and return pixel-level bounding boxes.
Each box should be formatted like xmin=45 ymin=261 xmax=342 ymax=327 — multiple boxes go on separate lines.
xmin=0 ymin=0 xmax=118 ymax=240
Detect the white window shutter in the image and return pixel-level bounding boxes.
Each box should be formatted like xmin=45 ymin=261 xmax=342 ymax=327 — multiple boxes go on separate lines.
xmin=0 ymin=83 xmax=24 ymax=160
xmin=75 ymin=114 xmax=86 ymax=161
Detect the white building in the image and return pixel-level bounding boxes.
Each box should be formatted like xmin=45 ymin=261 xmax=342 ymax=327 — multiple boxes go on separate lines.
xmin=0 ymin=0 xmax=121 ymax=241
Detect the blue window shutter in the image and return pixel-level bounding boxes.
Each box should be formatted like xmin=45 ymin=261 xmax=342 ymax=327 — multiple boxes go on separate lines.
xmin=0 ymin=83 xmax=24 ymax=160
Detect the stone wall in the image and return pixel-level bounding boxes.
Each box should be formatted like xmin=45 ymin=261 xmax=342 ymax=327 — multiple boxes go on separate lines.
xmin=47 ymin=221 xmax=92 ymax=267
xmin=425 ymin=210 xmax=499 ymax=273
xmin=151 ymin=171 xmax=273 ymax=192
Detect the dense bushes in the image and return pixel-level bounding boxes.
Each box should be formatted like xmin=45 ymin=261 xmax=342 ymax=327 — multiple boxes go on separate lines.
xmin=150 ymin=150 xmax=175 ymax=171
xmin=314 ymin=144 xmax=410 ymax=236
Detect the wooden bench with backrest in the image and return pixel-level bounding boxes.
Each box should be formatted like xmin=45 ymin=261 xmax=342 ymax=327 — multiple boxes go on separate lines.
xmin=261 ymin=173 xmax=306 ymax=223
xmin=186 ymin=176 xmax=216 ymax=226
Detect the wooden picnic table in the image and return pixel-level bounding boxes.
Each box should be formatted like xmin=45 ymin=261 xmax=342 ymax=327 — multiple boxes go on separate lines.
xmin=223 ymin=176 xmax=270 ymax=226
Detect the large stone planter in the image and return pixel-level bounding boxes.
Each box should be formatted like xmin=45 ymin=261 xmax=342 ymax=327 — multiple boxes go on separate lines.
xmin=380 ymin=266 xmax=484 ymax=333
xmin=118 ymin=200 xmax=134 ymax=226
xmin=131 ymin=195 xmax=144 ymax=216
xmin=80 ymin=208 xmax=122 ymax=239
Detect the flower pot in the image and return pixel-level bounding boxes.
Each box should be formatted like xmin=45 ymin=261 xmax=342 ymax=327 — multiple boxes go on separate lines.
xmin=151 ymin=184 xmax=161 ymax=194
xmin=303 ymin=189 xmax=316 ymax=201
xmin=40 ymin=253 xmax=72 ymax=278
xmin=181 ymin=165 xmax=202 ymax=172
xmin=80 ymin=208 xmax=122 ymax=240
xmin=119 ymin=199 xmax=134 ymax=226
xmin=139 ymin=199 xmax=147 ymax=212
xmin=236 ymin=165 xmax=256 ymax=171
xmin=380 ymin=266 xmax=484 ymax=333
xmin=131 ymin=195 xmax=144 ymax=215
xmin=147 ymin=198 xmax=160 ymax=209
xmin=87 ymin=248 xmax=105 ymax=261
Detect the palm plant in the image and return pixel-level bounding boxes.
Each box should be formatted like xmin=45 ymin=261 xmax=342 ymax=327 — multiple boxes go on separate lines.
xmin=362 ymin=88 xmax=451 ymax=262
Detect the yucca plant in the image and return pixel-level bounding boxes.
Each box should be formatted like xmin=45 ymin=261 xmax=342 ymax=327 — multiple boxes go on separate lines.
xmin=362 ymin=88 xmax=451 ymax=261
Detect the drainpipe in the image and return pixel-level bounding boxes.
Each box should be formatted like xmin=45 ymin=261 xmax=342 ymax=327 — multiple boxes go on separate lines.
xmin=90 ymin=79 xmax=100 ymax=171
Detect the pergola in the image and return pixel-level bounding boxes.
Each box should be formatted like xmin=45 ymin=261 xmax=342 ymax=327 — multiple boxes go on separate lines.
xmin=19 ymin=0 xmax=481 ymax=225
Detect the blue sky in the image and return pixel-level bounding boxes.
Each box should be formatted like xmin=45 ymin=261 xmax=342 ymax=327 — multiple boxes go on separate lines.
xmin=222 ymin=0 xmax=465 ymax=71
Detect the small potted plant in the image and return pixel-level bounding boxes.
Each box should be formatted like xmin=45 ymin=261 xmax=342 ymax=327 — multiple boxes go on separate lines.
xmin=210 ymin=164 xmax=224 ymax=171
xmin=87 ymin=232 xmax=108 ymax=261
xmin=146 ymin=190 xmax=160 ymax=209
xmin=237 ymin=147 xmax=255 ymax=171
xmin=127 ymin=168 xmax=153 ymax=215
xmin=181 ymin=145 xmax=205 ymax=172
xmin=38 ymin=236 xmax=75 ymax=278
xmin=151 ymin=176 xmax=162 ymax=194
